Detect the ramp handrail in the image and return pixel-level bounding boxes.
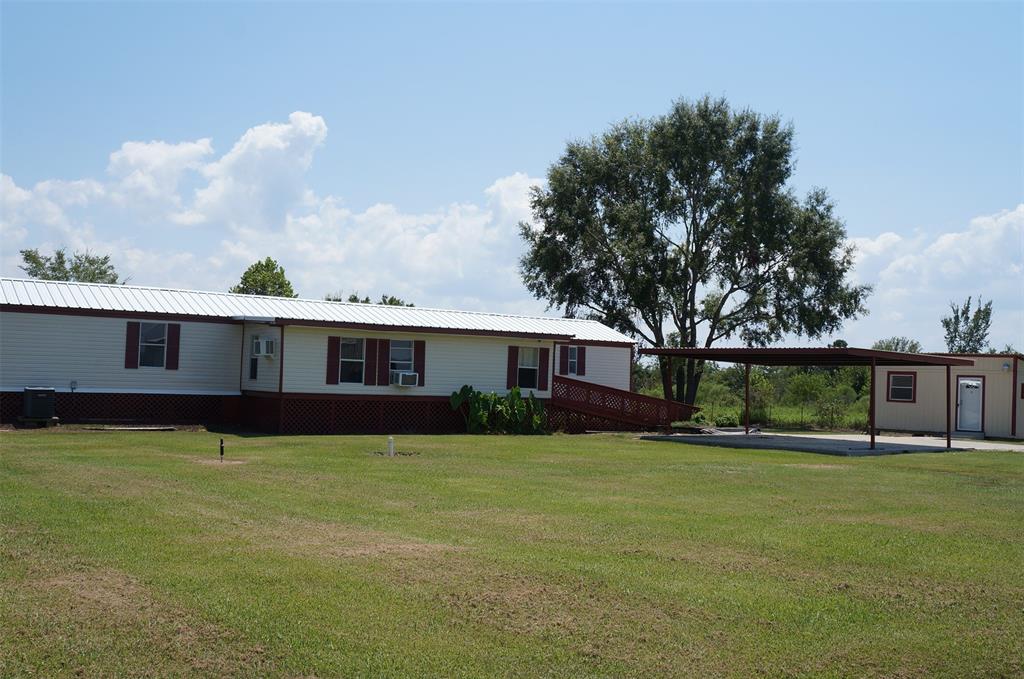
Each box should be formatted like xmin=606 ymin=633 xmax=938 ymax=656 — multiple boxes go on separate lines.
xmin=551 ymin=376 xmax=696 ymax=427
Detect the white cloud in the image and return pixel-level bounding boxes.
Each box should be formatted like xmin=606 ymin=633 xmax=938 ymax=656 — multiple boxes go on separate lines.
xmin=839 ymin=205 xmax=1023 ymax=350
xmin=3 ymin=111 xmax=1020 ymax=351
xmin=0 ymin=112 xmax=546 ymax=314
xmin=108 ymin=138 xmax=212 ymax=208
xmin=191 ymin=111 xmax=327 ymax=228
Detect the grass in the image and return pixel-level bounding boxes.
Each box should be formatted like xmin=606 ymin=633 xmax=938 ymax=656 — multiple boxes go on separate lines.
xmin=1 ymin=429 xmax=1022 ymax=677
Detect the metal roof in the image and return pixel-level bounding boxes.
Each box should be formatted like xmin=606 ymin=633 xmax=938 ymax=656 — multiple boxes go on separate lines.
xmin=639 ymin=347 xmax=975 ymax=367
xmin=0 ymin=277 xmax=634 ymax=344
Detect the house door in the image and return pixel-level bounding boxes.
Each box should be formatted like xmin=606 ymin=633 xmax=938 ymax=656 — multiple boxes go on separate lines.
xmin=957 ymin=377 xmax=983 ymax=432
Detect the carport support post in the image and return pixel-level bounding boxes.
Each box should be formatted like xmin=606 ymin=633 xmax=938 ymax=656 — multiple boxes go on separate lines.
xmin=869 ymin=357 xmax=876 ymax=450
xmin=946 ymin=364 xmax=951 ymax=449
xmin=744 ymin=363 xmax=751 ymax=435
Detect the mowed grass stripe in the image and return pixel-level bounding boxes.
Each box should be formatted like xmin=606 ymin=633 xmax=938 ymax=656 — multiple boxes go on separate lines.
xmin=1 ymin=430 xmax=1022 ymax=677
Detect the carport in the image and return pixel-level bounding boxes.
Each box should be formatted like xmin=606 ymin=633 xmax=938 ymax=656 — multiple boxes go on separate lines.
xmin=639 ymin=347 xmax=975 ymax=449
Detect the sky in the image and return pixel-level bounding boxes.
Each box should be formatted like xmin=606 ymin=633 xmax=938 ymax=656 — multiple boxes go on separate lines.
xmin=1 ymin=1 xmax=1021 ymax=352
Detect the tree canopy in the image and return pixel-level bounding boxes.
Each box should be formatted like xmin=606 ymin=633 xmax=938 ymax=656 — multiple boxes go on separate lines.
xmin=872 ymin=336 xmax=923 ymax=353
xmin=519 ymin=96 xmax=870 ymax=403
xmin=19 ymin=247 xmax=121 ymax=284
xmin=325 ymin=292 xmax=414 ymax=307
xmin=941 ymin=296 xmax=992 ymax=353
xmin=230 ymin=257 xmax=297 ymax=297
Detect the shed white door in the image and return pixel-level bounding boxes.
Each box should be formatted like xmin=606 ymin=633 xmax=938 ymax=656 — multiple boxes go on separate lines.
xmin=957 ymin=377 xmax=983 ymax=432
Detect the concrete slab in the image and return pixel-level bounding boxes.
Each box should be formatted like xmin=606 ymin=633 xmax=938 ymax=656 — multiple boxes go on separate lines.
xmin=640 ymin=432 xmax=1024 ymax=456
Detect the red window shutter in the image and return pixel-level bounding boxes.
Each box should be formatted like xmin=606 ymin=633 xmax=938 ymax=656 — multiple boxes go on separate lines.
xmin=559 ymin=345 xmax=569 ymax=375
xmin=124 ymin=321 xmax=140 ymax=369
xmin=364 ymin=339 xmax=378 ymax=386
xmin=377 ymin=339 xmax=391 ymax=385
xmin=506 ymin=346 xmax=519 ymax=389
xmin=414 ymin=340 xmax=425 ymax=386
xmin=165 ymin=323 xmax=181 ymax=370
xmin=538 ymin=347 xmax=550 ymax=391
xmin=577 ymin=346 xmax=586 ymax=376
xmin=326 ymin=336 xmax=340 ymax=385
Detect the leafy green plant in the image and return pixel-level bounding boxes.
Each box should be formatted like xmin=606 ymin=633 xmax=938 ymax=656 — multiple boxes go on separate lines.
xmin=450 ymin=385 xmax=547 ymax=434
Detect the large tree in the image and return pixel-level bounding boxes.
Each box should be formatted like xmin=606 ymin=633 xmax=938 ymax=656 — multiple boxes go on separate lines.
xmin=20 ymin=247 xmax=121 ymax=283
xmin=941 ymin=296 xmax=992 ymax=353
xmin=520 ymin=96 xmax=870 ymax=403
xmin=230 ymin=257 xmax=297 ymax=297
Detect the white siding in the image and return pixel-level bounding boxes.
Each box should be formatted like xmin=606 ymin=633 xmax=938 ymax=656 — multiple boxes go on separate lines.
xmin=0 ymin=311 xmax=241 ymax=394
xmin=282 ymin=326 xmax=555 ymax=398
xmin=555 ymin=343 xmax=631 ymax=391
xmin=874 ymin=356 xmax=1020 ymax=438
xmin=242 ymin=323 xmax=281 ymax=393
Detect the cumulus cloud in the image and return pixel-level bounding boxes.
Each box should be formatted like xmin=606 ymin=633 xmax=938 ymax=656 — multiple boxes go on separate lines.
xmin=108 ymin=138 xmax=212 ymax=210
xmin=841 ymin=205 xmax=1023 ymax=350
xmin=191 ymin=111 xmax=327 ymax=228
xmin=0 ymin=111 xmax=547 ymax=313
xmin=2 ymin=110 xmax=1020 ymax=349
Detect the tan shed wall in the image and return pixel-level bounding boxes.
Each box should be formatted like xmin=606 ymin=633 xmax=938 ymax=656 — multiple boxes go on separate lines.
xmin=874 ymin=356 xmax=1021 ymax=438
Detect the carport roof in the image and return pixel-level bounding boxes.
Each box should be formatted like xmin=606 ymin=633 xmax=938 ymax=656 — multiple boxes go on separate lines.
xmin=638 ymin=347 xmax=975 ymax=367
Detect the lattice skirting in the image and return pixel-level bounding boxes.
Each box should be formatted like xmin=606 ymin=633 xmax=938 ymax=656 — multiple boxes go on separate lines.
xmin=547 ymin=404 xmax=650 ymax=434
xmin=0 ymin=391 xmax=239 ymax=425
xmin=1 ymin=390 xmax=643 ymax=435
xmin=275 ymin=395 xmax=464 ymax=435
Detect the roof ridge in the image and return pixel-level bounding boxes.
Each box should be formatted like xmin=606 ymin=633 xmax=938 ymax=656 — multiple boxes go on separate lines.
xmin=0 ymin=276 xmax=610 ymax=327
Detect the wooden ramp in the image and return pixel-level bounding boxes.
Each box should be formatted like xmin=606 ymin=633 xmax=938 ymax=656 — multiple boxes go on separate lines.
xmin=549 ymin=376 xmax=697 ymax=432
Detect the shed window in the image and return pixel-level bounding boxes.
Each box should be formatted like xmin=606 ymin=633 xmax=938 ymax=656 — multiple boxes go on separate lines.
xmin=390 ymin=340 xmax=414 ymax=383
xmin=340 ymin=338 xmax=364 ymax=383
xmin=567 ymin=346 xmax=578 ymax=375
xmin=139 ymin=322 xmax=167 ymax=368
xmin=887 ymin=373 xmax=915 ymax=402
xmin=518 ymin=347 xmax=540 ymax=390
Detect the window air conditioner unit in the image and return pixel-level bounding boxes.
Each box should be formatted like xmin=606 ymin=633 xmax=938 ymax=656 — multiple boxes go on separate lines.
xmin=252 ymin=338 xmax=276 ymax=357
xmin=394 ymin=371 xmax=419 ymax=387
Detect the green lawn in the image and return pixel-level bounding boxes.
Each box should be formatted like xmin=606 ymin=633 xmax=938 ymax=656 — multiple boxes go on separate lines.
xmin=2 ymin=430 xmax=1022 ymax=678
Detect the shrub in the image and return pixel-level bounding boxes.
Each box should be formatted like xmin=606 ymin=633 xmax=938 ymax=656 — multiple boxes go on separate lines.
xmin=714 ymin=413 xmax=739 ymax=427
xmin=450 ymin=385 xmax=547 ymax=434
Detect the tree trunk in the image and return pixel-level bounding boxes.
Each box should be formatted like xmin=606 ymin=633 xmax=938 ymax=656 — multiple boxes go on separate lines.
xmin=683 ymin=364 xmax=703 ymax=406
xmin=672 ymin=358 xmax=704 ymax=405
xmin=658 ymin=356 xmax=674 ymax=401
xmin=674 ymin=364 xmax=686 ymax=402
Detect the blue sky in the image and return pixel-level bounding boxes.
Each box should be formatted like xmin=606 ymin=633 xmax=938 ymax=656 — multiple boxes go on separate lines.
xmin=2 ymin=1 xmax=1022 ymax=350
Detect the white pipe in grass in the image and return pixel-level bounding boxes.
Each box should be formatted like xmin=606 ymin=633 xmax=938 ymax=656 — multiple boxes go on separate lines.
xmin=387 ymin=436 xmax=395 ymax=457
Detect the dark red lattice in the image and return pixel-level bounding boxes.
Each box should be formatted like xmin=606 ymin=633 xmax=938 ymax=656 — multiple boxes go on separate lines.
xmin=0 ymin=391 xmax=239 ymax=426
xmin=550 ymin=376 xmax=695 ymax=429
xmin=277 ymin=395 xmax=464 ymax=435
xmin=547 ymin=404 xmax=648 ymax=434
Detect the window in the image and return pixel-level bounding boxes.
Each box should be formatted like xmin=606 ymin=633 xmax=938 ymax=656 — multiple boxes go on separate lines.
xmin=340 ymin=338 xmax=365 ymax=383
xmin=249 ymin=357 xmax=258 ymax=380
xmin=567 ymin=346 xmax=578 ymax=375
xmin=518 ymin=347 xmax=540 ymax=390
xmin=390 ymin=340 xmax=414 ymax=384
xmin=139 ymin=322 xmax=167 ymax=367
xmin=887 ymin=372 xmax=915 ymax=402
